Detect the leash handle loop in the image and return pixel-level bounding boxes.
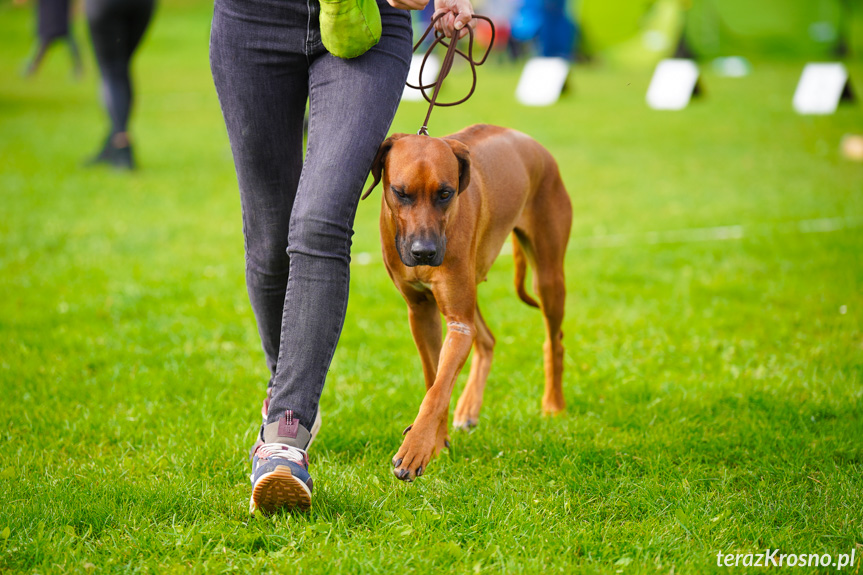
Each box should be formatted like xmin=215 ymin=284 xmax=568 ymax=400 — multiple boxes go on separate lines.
xmin=407 ymin=14 xmax=495 ymax=136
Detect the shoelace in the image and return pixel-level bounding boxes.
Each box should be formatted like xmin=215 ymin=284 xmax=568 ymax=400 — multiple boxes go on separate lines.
xmin=255 ymin=443 xmax=308 ymax=466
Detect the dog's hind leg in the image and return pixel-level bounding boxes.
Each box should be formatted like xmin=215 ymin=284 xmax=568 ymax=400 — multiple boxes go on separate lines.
xmin=535 ymin=261 xmax=566 ymax=414
xmin=513 ymin=228 xmax=567 ymax=414
xmin=453 ymin=304 xmax=495 ymax=431
xmin=518 ymin=174 xmax=571 ymax=414
xmin=536 ymin=189 xmax=571 ymax=414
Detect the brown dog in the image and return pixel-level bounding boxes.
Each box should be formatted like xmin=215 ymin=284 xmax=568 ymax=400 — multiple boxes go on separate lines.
xmin=364 ymin=124 xmax=572 ymax=481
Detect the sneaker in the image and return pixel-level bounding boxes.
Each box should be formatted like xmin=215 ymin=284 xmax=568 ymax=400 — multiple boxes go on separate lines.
xmin=248 ymin=390 xmax=322 ymax=461
xmin=249 ymin=443 xmax=313 ymax=514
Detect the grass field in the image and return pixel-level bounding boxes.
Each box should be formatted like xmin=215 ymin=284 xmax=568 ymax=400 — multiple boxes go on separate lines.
xmin=1 ymin=1 xmax=862 ymax=573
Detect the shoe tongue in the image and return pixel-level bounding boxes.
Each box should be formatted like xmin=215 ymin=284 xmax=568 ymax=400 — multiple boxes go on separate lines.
xmin=262 ymin=420 xmax=311 ymax=450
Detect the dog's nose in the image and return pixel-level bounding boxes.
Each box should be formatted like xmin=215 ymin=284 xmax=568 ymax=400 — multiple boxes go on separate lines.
xmin=410 ymin=239 xmax=437 ymax=263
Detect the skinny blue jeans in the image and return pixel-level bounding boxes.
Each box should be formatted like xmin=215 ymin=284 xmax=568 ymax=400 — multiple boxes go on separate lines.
xmin=210 ymin=0 xmax=412 ymax=436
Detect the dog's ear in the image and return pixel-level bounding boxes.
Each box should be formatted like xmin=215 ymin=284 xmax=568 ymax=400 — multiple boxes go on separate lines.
xmin=445 ymin=139 xmax=471 ymax=194
xmin=362 ymin=133 xmax=407 ymax=200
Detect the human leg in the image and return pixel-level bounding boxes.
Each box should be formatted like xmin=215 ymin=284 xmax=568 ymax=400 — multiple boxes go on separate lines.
xmin=66 ymin=34 xmax=83 ymax=78
xmin=210 ymin=0 xmax=309 ymax=436
xmin=210 ymin=0 xmax=307 ymax=373
xmin=211 ymin=0 xmax=322 ymax=515
xmin=114 ymin=0 xmax=155 ymax=120
xmin=212 ymin=0 xmax=411 ymax=514
xmin=24 ymin=41 xmax=51 ymax=76
xmin=262 ymin=1 xmax=413 ymax=444
xmin=85 ymin=0 xmax=155 ymax=167
xmin=87 ymin=1 xmax=130 ymax=135
xmin=26 ymin=0 xmax=68 ymax=75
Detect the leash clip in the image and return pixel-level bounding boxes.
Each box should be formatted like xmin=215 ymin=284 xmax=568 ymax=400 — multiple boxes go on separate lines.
xmin=417 ymin=126 xmax=429 ymax=136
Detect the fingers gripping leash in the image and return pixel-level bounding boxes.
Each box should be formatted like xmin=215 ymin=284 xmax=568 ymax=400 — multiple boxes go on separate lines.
xmin=409 ymin=14 xmax=495 ymax=136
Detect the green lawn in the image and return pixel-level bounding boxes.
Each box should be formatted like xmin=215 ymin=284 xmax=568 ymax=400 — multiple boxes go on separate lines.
xmin=1 ymin=1 xmax=862 ymax=573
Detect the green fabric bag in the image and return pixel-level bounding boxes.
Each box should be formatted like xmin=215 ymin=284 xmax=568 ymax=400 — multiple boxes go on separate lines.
xmin=319 ymin=0 xmax=382 ymax=59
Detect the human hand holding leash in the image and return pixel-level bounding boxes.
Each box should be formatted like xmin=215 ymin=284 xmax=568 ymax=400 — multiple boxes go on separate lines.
xmin=433 ymin=0 xmax=474 ymax=38
xmin=386 ymin=0 xmax=474 ymax=37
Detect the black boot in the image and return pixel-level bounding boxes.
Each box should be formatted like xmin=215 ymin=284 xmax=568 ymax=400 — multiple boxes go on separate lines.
xmin=85 ymin=134 xmax=135 ymax=170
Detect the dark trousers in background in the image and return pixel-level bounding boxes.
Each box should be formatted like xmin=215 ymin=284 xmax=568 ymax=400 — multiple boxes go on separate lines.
xmin=86 ymin=0 xmax=155 ymax=137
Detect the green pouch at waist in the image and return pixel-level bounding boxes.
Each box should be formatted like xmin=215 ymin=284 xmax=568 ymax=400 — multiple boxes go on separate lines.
xmin=319 ymin=0 xmax=382 ymax=59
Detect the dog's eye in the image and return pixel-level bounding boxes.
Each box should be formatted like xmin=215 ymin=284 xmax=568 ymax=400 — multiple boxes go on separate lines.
xmin=439 ymin=188 xmax=454 ymax=201
xmin=391 ymin=186 xmax=407 ymax=199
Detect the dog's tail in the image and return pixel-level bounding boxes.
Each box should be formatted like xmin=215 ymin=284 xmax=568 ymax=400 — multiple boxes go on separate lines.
xmin=512 ymin=234 xmax=540 ymax=309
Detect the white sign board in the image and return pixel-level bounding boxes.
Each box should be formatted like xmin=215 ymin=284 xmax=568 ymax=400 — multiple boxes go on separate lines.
xmin=793 ymin=63 xmax=850 ymax=115
xmin=515 ymin=57 xmax=570 ymax=107
xmin=402 ymin=54 xmax=441 ymax=102
xmin=646 ymin=59 xmax=700 ymax=111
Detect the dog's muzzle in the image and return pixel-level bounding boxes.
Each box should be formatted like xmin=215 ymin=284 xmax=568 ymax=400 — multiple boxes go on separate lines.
xmin=398 ymin=235 xmax=446 ymax=267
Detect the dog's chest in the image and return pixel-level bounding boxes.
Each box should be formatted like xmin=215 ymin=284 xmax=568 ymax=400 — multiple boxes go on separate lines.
xmin=407 ymin=280 xmax=434 ymax=293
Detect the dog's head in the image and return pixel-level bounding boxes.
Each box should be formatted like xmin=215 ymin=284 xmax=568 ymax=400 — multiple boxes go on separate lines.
xmin=363 ymin=134 xmax=471 ymax=267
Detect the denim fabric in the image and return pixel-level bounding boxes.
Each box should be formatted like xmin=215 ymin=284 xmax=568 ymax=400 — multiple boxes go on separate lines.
xmin=210 ymin=0 xmax=412 ymax=432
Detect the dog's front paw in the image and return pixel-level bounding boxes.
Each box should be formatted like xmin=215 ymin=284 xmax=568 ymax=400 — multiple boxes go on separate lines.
xmin=392 ymin=419 xmax=449 ymax=482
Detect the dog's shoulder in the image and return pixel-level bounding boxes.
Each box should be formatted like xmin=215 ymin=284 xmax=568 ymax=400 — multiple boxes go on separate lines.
xmin=446 ymin=125 xmax=544 ymax=160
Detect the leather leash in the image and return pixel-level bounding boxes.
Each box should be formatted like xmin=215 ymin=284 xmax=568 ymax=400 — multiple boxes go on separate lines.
xmin=408 ymin=13 xmax=495 ymax=136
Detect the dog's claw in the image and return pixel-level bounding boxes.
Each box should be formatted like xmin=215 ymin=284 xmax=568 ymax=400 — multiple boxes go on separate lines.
xmin=398 ymin=469 xmax=410 ymax=480
xmin=444 ymin=439 xmax=450 ymax=449
xmin=393 ymin=458 xmax=402 ymax=468
xmin=416 ymin=466 xmax=423 ymax=477
xmin=402 ymin=424 xmax=413 ymax=436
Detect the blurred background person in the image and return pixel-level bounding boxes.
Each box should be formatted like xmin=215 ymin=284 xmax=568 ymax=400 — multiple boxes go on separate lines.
xmin=22 ymin=0 xmax=83 ymax=77
xmin=85 ymin=0 xmax=156 ymax=170
xmin=510 ymin=0 xmax=579 ymax=59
